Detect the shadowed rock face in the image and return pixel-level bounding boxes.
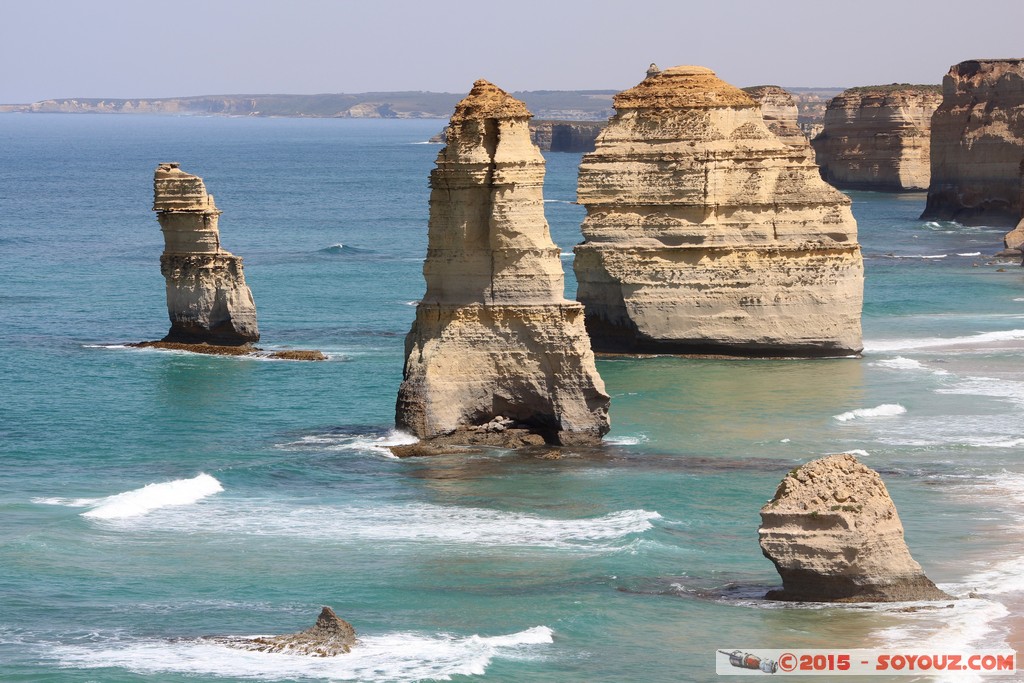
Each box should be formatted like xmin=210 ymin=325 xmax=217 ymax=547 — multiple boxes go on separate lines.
xmin=742 ymin=85 xmax=806 ymax=148
xmin=923 ymin=59 xmax=1024 ymax=226
xmin=153 ymin=163 xmax=259 ymax=345
xmin=396 ymin=80 xmax=610 ymax=448
xmin=759 ymin=454 xmax=950 ymax=602
xmin=205 ymin=606 xmax=357 ymax=656
xmin=811 ymin=86 xmax=941 ymax=191
xmin=574 ymin=66 xmax=864 ymax=357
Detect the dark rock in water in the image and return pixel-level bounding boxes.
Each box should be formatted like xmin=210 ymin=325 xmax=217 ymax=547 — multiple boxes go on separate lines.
xmin=128 ymin=341 xmax=326 ymax=361
xmin=205 ymin=606 xmax=357 ymax=656
xmin=389 ymin=416 xmax=548 ymax=457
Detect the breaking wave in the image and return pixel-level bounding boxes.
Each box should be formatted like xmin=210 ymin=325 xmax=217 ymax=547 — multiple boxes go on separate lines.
xmin=833 ymin=404 xmax=907 ymax=422
xmin=33 ymin=474 xmax=224 ymax=520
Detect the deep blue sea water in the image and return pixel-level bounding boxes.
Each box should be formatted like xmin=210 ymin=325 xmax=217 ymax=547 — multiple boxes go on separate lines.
xmin=2 ymin=114 xmax=1023 ymax=682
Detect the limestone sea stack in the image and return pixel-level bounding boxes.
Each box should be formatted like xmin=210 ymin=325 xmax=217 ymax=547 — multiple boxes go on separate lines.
xmin=922 ymin=59 xmax=1024 ymax=226
xmin=153 ymin=163 xmax=259 ymax=344
xmin=574 ymin=66 xmax=864 ymax=357
xmin=395 ymin=80 xmax=610 ymax=448
xmin=205 ymin=606 xmax=357 ymax=656
xmin=811 ymin=85 xmax=941 ymax=191
xmin=759 ymin=454 xmax=950 ymax=602
xmin=742 ymin=86 xmax=806 ymax=148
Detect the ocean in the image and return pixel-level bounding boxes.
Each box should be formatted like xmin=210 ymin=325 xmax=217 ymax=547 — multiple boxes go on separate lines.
xmin=1 ymin=114 xmax=1022 ymax=682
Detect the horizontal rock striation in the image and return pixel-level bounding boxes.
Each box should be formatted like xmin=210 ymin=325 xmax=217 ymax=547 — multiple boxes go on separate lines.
xmin=530 ymin=120 xmax=604 ymax=152
xmin=742 ymin=85 xmax=806 ymax=147
xmin=923 ymin=59 xmax=1024 ymax=225
xmin=760 ymin=454 xmax=950 ymax=602
xmin=154 ymin=163 xmax=259 ymax=345
xmin=812 ymin=85 xmax=941 ymax=191
xmin=396 ymin=80 xmax=610 ymax=448
xmin=574 ymin=66 xmax=864 ymax=357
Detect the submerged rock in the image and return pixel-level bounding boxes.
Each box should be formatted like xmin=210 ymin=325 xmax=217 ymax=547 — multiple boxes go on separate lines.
xmin=759 ymin=454 xmax=950 ymax=602
xmin=922 ymin=59 xmax=1024 ymax=226
xmin=395 ymin=80 xmax=610 ymax=449
xmin=574 ymin=66 xmax=864 ymax=357
xmin=153 ymin=162 xmax=259 ymax=345
xmin=811 ymin=85 xmax=942 ymax=191
xmin=206 ymin=606 xmax=357 ymax=656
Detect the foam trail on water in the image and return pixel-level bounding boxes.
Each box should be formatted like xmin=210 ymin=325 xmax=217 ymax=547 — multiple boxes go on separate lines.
xmin=872 ymin=356 xmax=949 ymax=375
xmin=864 ymin=329 xmax=1024 ymax=352
xmin=80 ymin=474 xmax=223 ymax=520
xmin=278 ymin=429 xmax=418 ymax=458
xmin=833 ymin=404 xmax=906 ymax=422
xmin=53 ymin=626 xmax=553 ymax=681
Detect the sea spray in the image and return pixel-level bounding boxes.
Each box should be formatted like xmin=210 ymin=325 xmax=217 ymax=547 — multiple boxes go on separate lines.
xmin=81 ymin=473 xmax=224 ymax=520
xmin=833 ymin=404 xmax=907 ymax=422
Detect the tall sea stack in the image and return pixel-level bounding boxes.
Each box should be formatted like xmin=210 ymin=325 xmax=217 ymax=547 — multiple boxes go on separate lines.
xmin=574 ymin=66 xmax=863 ymax=357
xmin=396 ymin=80 xmax=610 ymax=448
xmin=153 ymin=163 xmax=259 ymax=345
xmin=922 ymin=59 xmax=1024 ymax=226
xmin=742 ymin=85 xmax=806 ymax=148
xmin=811 ymin=85 xmax=941 ymax=191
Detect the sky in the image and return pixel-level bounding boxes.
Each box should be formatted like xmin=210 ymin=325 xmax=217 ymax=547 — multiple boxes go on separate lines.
xmin=2 ymin=0 xmax=1023 ymax=103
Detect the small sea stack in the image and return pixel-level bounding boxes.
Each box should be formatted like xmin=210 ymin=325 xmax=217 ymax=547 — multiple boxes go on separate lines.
xmin=205 ymin=606 xmax=357 ymax=656
xmin=574 ymin=65 xmax=864 ymax=357
xmin=153 ymin=162 xmax=259 ymax=345
xmin=759 ymin=454 xmax=950 ymax=602
xmin=395 ymin=80 xmax=610 ymax=452
xmin=811 ymin=85 xmax=942 ymax=191
xmin=922 ymin=59 xmax=1024 ymax=226
xmin=742 ymin=85 xmax=806 ymax=148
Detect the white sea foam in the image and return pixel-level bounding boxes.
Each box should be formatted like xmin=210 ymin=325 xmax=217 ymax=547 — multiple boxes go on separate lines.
xmin=937 ymin=375 xmax=1024 ymax=408
xmin=872 ymin=356 xmax=950 ymax=375
xmin=864 ymin=329 xmax=1024 ymax=352
xmin=278 ymin=429 xmax=417 ymax=457
xmin=827 ymin=449 xmax=870 ymax=457
xmin=78 ymin=474 xmax=223 ymax=520
xmin=1014 ymin=298 xmax=1024 ymax=302
xmin=833 ymin=404 xmax=906 ymax=422
xmin=82 ymin=343 xmax=131 ymax=349
xmin=54 ymin=625 xmax=553 ymax=681
xmin=957 ymin=252 xmax=982 ymax=257
xmin=889 ymin=253 xmax=947 ymax=259
xmin=605 ymin=434 xmax=649 ymax=446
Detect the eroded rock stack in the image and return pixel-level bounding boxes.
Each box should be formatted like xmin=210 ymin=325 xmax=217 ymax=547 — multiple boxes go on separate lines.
xmin=923 ymin=59 xmax=1024 ymax=226
xmin=742 ymin=85 xmax=806 ymax=148
xmin=574 ymin=66 xmax=863 ymax=357
xmin=812 ymin=85 xmax=941 ymax=191
xmin=153 ymin=163 xmax=259 ymax=345
xmin=759 ymin=454 xmax=950 ymax=602
xmin=396 ymin=80 xmax=610 ymax=449
xmin=206 ymin=606 xmax=357 ymax=656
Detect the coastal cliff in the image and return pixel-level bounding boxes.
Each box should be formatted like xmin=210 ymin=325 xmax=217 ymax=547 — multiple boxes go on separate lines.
xmin=811 ymin=85 xmax=941 ymax=191
xmin=922 ymin=59 xmax=1024 ymax=225
xmin=742 ymin=86 xmax=805 ymax=147
xmin=574 ymin=66 xmax=864 ymax=357
xmin=153 ymin=163 xmax=259 ymax=345
xmin=395 ymin=80 xmax=610 ymax=449
xmin=431 ymin=119 xmax=606 ymax=152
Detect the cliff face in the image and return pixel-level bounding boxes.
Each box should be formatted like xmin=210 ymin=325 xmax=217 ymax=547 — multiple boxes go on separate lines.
xmin=742 ymin=86 xmax=805 ymax=147
xmin=923 ymin=59 xmax=1024 ymax=225
xmin=574 ymin=66 xmax=863 ymax=357
xmin=760 ymin=454 xmax=949 ymax=602
xmin=153 ymin=163 xmax=259 ymax=345
xmin=396 ymin=80 xmax=610 ymax=447
xmin=529 ymin=120 xmax=604 ymax=152
xmin=811 ymin=85 xmax=941 ymax=191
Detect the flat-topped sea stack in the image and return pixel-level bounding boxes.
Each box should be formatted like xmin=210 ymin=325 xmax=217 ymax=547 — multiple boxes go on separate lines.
xmin=811 ymin=85 xmax=941 ymax=191
xmin=759 ymin=454 xmax=950 ymax=602
xmin=153 ymin=163 xmax=259 ymax=345
xmin=574 ymin=66 xmax=864 ymax=357
xmin=395 ymin=80 xmax=610 ymax=452
xmin=923 ymin=59 xmax=1024 ymax=226
xmin=742 ymin=86 xmax=806 ymax=148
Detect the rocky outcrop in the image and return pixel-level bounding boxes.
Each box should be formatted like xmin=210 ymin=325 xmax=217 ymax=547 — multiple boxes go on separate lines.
xmin=396 ymin=80 xmax=610 ymax=448
xmin=153 ymin=163 xmax=259 ymax=345
xmin=1002 ymin=160 xmax=1024 ymax=249
xmin=759 ymin=454 xmax=950 ymax=602
xmin=923 ymin=59 xmax=1024 ymax=225
xmin=811 ymin=85 xmax=941 ymax=191
xmin=206 ymin=606 xmax=357 ymax=656
xmin=574 ymin=66 xmax=864 ymax=357
xmin=742 ymin=86 xmax=805 ymax=147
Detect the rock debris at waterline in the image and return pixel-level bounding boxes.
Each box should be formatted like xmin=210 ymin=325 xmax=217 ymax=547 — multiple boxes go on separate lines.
xmin=574 ymin=65 xmax=864 ymax=357
xmin=395 ymin=80 xmax=610 ymax=453
xmin=203 ymin=606 xmax=357 ymax=656
xmin=759 ymin=454 xmax=950 ymax=603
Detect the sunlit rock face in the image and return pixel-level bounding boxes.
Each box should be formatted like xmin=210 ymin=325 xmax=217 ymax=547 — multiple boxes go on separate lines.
xmin=153 ymin=163 xmax=259 ymax=345
xmin=574 ymin=66 xmax=863 ymax=357
xmin=396 ymin=80 xmax=610 ymax=448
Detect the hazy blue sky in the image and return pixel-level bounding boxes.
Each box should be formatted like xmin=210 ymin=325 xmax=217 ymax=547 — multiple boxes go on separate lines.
xmin=3 ymin=0 xmax=1022 ymax=102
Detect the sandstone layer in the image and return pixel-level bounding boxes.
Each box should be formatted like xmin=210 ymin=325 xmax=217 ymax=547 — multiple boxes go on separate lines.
xmin=759 ymin=454 xmax=950 ymax=602
xmin=923 ymin=59 xmax=1024 ymax=226
xmin=205 ymin=606 xmax=357 ymax=656
xmin=742 ymin=86 xmax=806 ymax=147
xmin=154 ymin=163 xmax=259 ymax=345
xmin=811 ymin=85 xmax=941 ymax=191
xmin=396 ymin=80 xmax=610 ymax=448
xmin=574 ymin=66 xmax=864 ymax=357
xmin=529 ymin=120 xmax=604 ymax=152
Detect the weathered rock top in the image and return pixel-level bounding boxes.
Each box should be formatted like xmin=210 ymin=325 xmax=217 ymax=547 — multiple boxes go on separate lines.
xmin=613 ymin=65 xmax=756 ymax=110
xmin=766 ymin=454 xmax=891 ymax=520
xmin=448 ymin=79 xmax=532 ymax=123
xmin=947 ymin=59 xmax=1024 ymax=92
xmin=153 ymin=162 xmax=220 ymax=214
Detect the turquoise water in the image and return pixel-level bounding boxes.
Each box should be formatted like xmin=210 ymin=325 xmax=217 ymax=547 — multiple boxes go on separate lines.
xmin=2 ymin=115 xmax=1023 ymax=682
